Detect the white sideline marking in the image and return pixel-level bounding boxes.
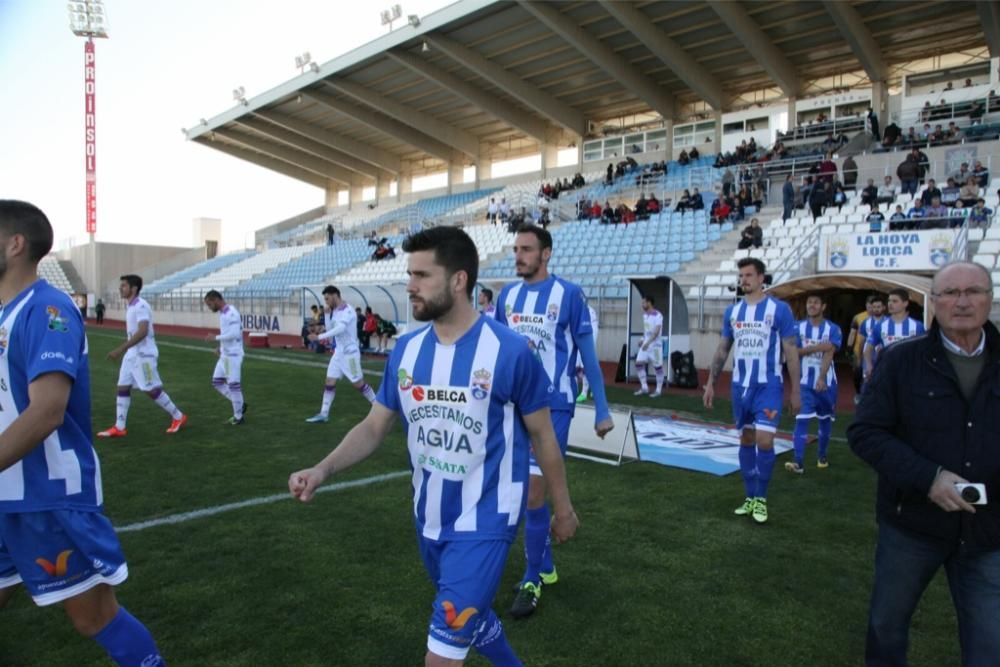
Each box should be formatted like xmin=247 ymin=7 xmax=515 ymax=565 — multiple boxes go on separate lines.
xmin=116 ymin=470 xmax=409 ymax=533
xmin=87 ymin=330 xmax=383 ymax=376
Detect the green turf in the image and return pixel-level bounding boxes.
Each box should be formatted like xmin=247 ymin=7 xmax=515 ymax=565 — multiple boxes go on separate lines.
xmin=0 ymin=330 xmax=959 ymax=665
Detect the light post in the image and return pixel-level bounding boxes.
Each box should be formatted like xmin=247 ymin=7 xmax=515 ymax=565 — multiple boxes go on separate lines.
xmin=68 ymin=0 xmax=108 ymax=312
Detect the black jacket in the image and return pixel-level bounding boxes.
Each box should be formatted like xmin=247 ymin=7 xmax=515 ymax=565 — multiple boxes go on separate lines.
xmin=848 ymin=321 xmax=1000 ymax=553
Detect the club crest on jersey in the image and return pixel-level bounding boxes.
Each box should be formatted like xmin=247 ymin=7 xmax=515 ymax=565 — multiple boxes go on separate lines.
xmin=46 ymin=306 xmax=69 ymax=333
xmin=398 ymin=368 xmax=414 ymax=391
xmin=547 ymin=303 xmax=559 ymax=321
xmin=471 ymin=368 xmax=491 ymax=400
xmin=505 ymin=304 xmax=513 ymax=317
xmin=764 ymin=314 xmax=774 ymax=328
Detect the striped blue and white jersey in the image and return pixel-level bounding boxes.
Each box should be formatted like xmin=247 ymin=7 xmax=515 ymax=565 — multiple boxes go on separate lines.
xmin=0 ymin=280 xmax=102 ymax=512
xmin=376 ymin=315 xmax=552 ymax=543
xmin=796 ymin=319 xmax=842 ymax=387
xmin=493 ymin=275 xmax=592 ymax=411
xmin=858 ymin=315 xmax=883 ymax=344
xmin=722 ymin=296 xmax=796 ymax=387
xmin=868 ymin=316 xmax=925 ymax=350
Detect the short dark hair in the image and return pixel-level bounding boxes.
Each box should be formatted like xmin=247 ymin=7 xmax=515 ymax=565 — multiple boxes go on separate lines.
xmin=322 ymin=285 xmax=340 ymax=296
xmin=0 ymin=200 xmax=54 ymax=263
xmin=515 ymin=224 xmax=553 ymax=251
xmin=401 ymin=226 xmax=479 ymax=298
xmin=120 ymin=274 xmax=144 ymax=294
xmin=480 ymin=287 xmax=493 ymax=302
xmin=204 ymin=289 xmax=223 ymax=301
xmin=805 ymin=292 xmax=826 ymax=304
xmin=869 ymin=293 xmax=886 ymax=306
xmin=642 ymin=294 xmax=655 ymax=305
xmin=737 ymin=257 xmax=766 ymax=275
xmin=888 ymin=287 xmax=910 ymax=302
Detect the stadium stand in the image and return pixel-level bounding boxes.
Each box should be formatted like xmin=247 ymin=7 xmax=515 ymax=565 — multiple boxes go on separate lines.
xmin=38 ymin=256 xmax=74 ymax=293
xmin=170 ymin=245 xmax=315 ymax=295
xmin=143 ymin=250 xmax=256 ymax=296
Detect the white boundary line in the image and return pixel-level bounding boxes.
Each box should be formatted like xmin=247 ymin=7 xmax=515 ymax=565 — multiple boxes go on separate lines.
xmin=116 ymin=470 xmax=410 ymax=533
xmin=87 ymin=330 xmax=383 ymax=376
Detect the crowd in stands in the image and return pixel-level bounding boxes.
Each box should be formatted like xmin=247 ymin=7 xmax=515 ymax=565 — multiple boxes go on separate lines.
xmin=368 ymin=234 xmax=397 ymax=261
xmin=576 ymin=191 xmax=665 ymax=225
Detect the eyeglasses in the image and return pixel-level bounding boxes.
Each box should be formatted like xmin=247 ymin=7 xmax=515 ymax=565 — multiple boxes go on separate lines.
xmin=931 ymin=287 xmax=992 ymax=300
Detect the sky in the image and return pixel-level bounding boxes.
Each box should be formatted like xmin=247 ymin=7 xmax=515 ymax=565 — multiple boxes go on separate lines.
xmin=0 ymin=0 xmax=454 ymax=252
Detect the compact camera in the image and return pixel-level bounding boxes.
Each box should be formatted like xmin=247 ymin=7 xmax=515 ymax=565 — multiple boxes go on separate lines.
xmin=955 ymin=483 xmax=988 ymax=506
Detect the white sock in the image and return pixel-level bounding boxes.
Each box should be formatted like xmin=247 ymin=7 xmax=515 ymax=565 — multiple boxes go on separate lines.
xmin=320 ymin=387 xmax=336 ymax=416
xmin=655 ymin=367 xmax=664 ymax=393
xmin=357 ymin=383 xmax=376 ymax=403
xmin=637 ymin=365 xmax=648 ymax=391
xmin=154 ymin=391 xmax=183 ymax=420
xmin=229 ymin=383 xmax=244 ymax=418
xmin=115 ymin=395 xmax=131 ymax=429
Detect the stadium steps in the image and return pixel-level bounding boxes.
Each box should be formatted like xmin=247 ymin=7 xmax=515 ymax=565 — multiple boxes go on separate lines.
xmin=57 ymin=259 xmax=87 ymax=293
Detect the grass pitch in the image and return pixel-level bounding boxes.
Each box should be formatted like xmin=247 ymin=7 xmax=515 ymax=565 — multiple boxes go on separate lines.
xmin=0 ymin=330 xmax=959 ymax=666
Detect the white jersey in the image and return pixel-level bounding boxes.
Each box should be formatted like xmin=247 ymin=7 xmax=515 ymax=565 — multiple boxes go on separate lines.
xmin=125 ymin=296 xmax=157 ymax=358
xmin=216 ymin=304 xmax=244 ymax=356
xmin=642 ymin=308 xmax=663 ymax=347
xmin=320 ymin=303 xmax=360 ymax=355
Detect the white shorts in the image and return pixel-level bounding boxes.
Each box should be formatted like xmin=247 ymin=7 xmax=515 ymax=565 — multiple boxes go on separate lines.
xmin=636 ymin=344 xmax=663 ymax=368
xmin=213 ymin=354 xmax=243 ymax=384
xmin=117 ymin=354 xmax=162 ymax=391
xmin=326 ymin=350 xmax=364 ymax=384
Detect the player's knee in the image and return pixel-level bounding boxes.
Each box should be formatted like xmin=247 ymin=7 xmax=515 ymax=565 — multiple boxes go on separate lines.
xmin=527 ymin=477 xmax=547 ymax=508
xmin=0 ymin=585 xmax=17 ymax=609
xmin=425 ymin=650 xmax=463 ymax=667
xmin=63 ymin=586 xmax=119 ymax=637
xmin=116 ymin=386 xmax=131 ymax=396
xmin=145 ymin=387 xmax=162 ymax=400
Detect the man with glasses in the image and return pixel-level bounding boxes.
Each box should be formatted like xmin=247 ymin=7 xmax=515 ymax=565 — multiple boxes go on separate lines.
xmin=849 ymin=262 xmax=1000 ymax=666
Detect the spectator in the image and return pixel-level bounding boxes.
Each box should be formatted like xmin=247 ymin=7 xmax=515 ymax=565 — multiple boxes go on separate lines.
xmin=737 ymin=218 xmax=763 ymax=249
xmin=602 ymin=200 xmax=615 ymax=224
xmin=861 ymin=179 xmax=879 ymax=207
xmin=923 ymin=196 xmax=950 ymax=229
xmin=635 ymin=193 xmax=649 ymax=220
xmin=866 ymin=204 xmax=886 ymax=233
xmin=921 ymin=179 xmax=942 ymax=207
xmin=722 ymin=168 xmax=735 ymax=197
xmin=907 ymin=200 xmax=927 ymax=228
xmin=572 ymin=172 xmax=585 ymax=188
xmin=969 ymin=101 xmax=985 ymax=123
xmin=946 ymin=122 xmax=964 ymax=143
xmin=589 ymin=200 xmax=602 ymax=220
xmin=710 ymin=198 xmax=731 ymax=225
xmin=897 ymin=154 xmax=920 ymax=196
xmin=964 ymin=77 xmax=973 ymax=87
xmin=616 ymin=203 xmax=635 ymax=225
xmin=832 ymin=181 xmax=848 ymax=212
xmin=929 ymin=124 xmax=945 ymax=144
xmin=326 ymin=223 xmax=335 ymax=246
xmin=487 ymin=198 xmax=499 ymax=224
xmin=499 ymin=197 xmax=510 ymax=221
xmin=949 ymin=200 xmax=968 ymax=228
xmin=782 ymin=174 xmax=795 ymax=222
xmin=690 ymin=188 xmax=705 ymax=210
xmin=361 ymin=307 xmax=376 ymax=351
xmin=960 ymin=177 xmax=980 ymax=207
xmin=951 ymin=162 xmax=972 ymax=183
xmin=967 ymin=199 xmax=993 ymax=228
xmin=95 ymin=298 xmax=105 ymax=325
xmin=690 ymin=146 xmax=700 ymax=160
xmin=973 ymin=160 xmax=989 ymax=188
xmin=888 ymin=205 xmax=908 ymax=231
xmin=848 ymin=261 xmax=1000 ymax=667
xmin=371 ymin=240 xmax=396 ymax=261
xmin=374 ymin=315 xmax=397 ymax=355
xmin=911 ymin=147 xmax=930 ymax=183
xmin=678 ymin=149 xmax=690 ymax=166
xmin=647 ymin=194 xmax=661 ymax=215
xmin=818 ymin=153 xmax=838 ymax=183
xmin=809 ymin=181 xmax=830 ymax=221
xmin=842 ymin=155 xmax=858 ymax=189
xmin=605 ymin=162 xmax=614 ymax=185
xmin=881 ymin=123 xmax=901 ymax=147
xmin=877 ymin=176 xmax=897 ymax=205
xmin=867 ymin=107 xmax=880 ymax=141
xmin=940 ymin=178 xmax=960 ymax=206
xmin=355 ymin=306 xmax=365 ymax=348
xmin=821 ymin=133 xmax=839 ymax=154
xmin=902 ymin=126 xmax=919 ymax=145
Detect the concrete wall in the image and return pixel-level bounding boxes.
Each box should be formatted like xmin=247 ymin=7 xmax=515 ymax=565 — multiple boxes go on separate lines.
xmin=60 ymin=242 xmax=203 ymax=299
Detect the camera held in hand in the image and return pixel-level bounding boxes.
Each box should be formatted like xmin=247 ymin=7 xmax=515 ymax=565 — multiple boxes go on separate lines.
xmin=955 ymin=483 xmax=988 ymax=506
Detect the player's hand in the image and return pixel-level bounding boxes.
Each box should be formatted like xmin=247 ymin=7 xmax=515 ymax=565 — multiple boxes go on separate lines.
xmin=204 ymin=333 xmax=216 ymax=343
xmin=788 ymin=389 xmax=801 ymax=416
xmin=550 ymin=509 xmax=579 ymax=544
xmin=288 ymin=467 xmax=328 ymax=503
xmin=594 ymin=417 xmax=614 ymax=439
xmin=307 ymin=333 xmax=319 ymax=342
xmin=703 ymin=384 xmax=715 ymax=409
xmin=814 ymin=378 xmax=828 ymax=393
xmin=106 ymin=347 xmax=123 ymax=361
xmin=928 ymin=469 xmax=976 ymax=514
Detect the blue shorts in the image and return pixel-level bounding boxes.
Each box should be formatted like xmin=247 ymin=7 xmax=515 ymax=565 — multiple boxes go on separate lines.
xmin=797 ymin=384 xmax=838 ymax=420
xmin=0 ymin=509 xmax=128 ymax=606
xmin=529 ymin=409 xmax=572 ymax=476
xmin=418 ymin=537 xmax=511 ymax=660
xmin=731 ymin=383 xmax=784 ymax=434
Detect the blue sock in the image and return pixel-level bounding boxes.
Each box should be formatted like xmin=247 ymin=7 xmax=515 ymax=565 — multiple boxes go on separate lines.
xmin=756 ymin=448 xmax=776 ymax=498
xmin=474 ymin=610 xmax=523 ymax=666
xmin=792 ymin=419 xmax=809 ymax=466
xmin=93 ymin=607 xmax=164 ymax=667
xmin=738 ymin=445 xmax=757 ymax=497
xmin=818 ymin=419 xmax=832 ymax=460
xmin=540 ymin=533 xmax=554 ymax=575
xmin=522 ymin=506 xmax=550 ymax=586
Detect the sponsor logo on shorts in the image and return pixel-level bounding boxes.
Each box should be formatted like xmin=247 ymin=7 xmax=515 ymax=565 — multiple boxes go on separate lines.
xmin=442 ymin=601 xmax=478 ymax=630
xmin=763 ymin=408 xmax=778 ymax=420
xmin=46 ymin=306 xmax=69 ymax=333
xmin=35 ymin=550 xmax=73 ymax=577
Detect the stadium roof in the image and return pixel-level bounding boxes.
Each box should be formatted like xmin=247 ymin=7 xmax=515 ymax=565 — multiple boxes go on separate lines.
xmin=185 ymin=0 xmax=994 ymax=189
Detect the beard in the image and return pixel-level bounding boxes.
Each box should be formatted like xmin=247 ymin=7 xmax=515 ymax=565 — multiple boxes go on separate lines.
xmin=411 ymin=288 xmax=455 ymax=322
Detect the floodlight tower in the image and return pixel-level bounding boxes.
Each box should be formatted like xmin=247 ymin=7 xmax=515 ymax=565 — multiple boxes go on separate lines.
xmin=68 ymin=0 xmax=108 ymax=310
